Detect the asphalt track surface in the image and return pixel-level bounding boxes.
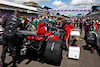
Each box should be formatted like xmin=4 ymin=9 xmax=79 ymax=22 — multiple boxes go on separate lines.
xmin=0 ymin=28 xmax=100 ymax=67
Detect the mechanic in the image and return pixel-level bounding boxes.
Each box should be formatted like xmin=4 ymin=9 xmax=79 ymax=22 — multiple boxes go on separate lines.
xmin=20 ymin=16 xmax=28 ymax=30
xmin=1 ymin=10 xmax=22 ymax=67
xmin=56 ymin=18 xmax=63 ymax=28
xmin=79 ymin=19 xmax=83 ymax=33
xmin=42 ymin=16 xmax=48 ymax=25
xmin=0 ymin=16 xmax=5 ymax=24
xmin=84 ymin=17 xmax=91 ymax=40
xmin=53 ymin=17 xmax=67 ymax=37
xmin=32 ymin=17 xmax=38 ymax=30
xmin=95 ymin=19 xmax=99 ymax=30
xmin=48 ymin=16 xmax=53 ymax=26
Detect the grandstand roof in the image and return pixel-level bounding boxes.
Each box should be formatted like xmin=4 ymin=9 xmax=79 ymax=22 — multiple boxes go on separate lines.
xmin=24 ymin=2 xmax=39 ymax=5
xmin=0 ymin=1 xmax=37 ymax=11
xmin=43 ymin=6 xmax=52 ymax=9
xmin=93 ymin=3 xmax=100 ymax=6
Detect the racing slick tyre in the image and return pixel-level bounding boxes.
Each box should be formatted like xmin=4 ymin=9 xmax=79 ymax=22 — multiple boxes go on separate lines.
xmin=44 ymin=39 xmax=63 ymax=65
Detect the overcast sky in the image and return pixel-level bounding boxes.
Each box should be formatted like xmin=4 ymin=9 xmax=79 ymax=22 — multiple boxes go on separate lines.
xmin=1 ymin=0 xmax=100 ymax=16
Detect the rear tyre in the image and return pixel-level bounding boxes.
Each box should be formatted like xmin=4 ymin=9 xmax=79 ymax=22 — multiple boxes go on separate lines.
xmin=44 ymin=39 xmax=63 ymax=65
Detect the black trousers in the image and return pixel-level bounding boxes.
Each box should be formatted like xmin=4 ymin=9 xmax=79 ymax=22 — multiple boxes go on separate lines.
xmin=1 ymin=34 xmax=18 ymax=67
xmin=84 ymin=27 xmax=89 ymax=40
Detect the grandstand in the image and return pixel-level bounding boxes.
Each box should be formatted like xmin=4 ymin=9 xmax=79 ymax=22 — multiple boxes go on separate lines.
xmin=23 ymin=2 xmax=52 ymax=15
xmin=86 ymin=3 xmax=100 ymax=19
xmin=0 ymin=1 xmax=51 ymax=18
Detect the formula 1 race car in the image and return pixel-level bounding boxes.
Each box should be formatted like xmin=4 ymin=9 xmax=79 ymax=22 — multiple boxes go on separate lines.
xmin=16 ymin=21 xmax=76 ymax=65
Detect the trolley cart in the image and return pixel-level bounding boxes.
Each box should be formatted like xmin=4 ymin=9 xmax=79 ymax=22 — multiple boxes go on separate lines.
xmin=65 ymin=29 xmax=81 ymax=59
